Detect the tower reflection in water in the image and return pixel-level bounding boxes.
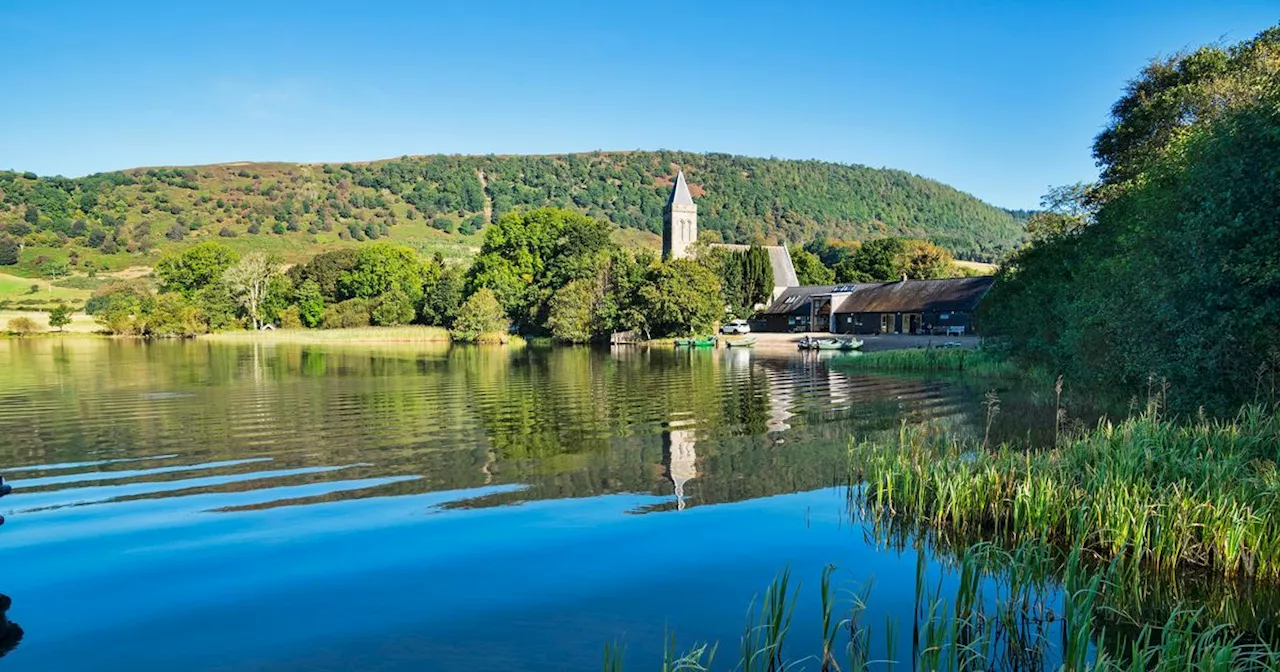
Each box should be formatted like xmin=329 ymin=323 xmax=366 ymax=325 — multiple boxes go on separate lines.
xmin=663 ymin=429 xmax=697 ymax=511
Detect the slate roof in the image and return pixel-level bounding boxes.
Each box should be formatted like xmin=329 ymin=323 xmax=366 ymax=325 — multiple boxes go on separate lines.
xmin=835 ymin=277 xmax=995 ymax=313
xmin=761 ymin=277 xmax=995 ymax=315
xmin=667 ymin=170 xmax=695 ymax=207
xmin=713 ymin=244 xmax=800 ymax=288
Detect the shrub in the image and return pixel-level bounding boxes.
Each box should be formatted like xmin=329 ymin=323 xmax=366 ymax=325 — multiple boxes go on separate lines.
xmin=321 ymin=298 xmax=371 ymax=329
xmin=277 ymin=305 xmax=303 ymax=329
xmin=48 ymin=305 xmax=72 ymax=331
xmin=451 ymin=288 xmax=509 ymax=343
xmin=6 ymin=317 xmax=40 ymax=336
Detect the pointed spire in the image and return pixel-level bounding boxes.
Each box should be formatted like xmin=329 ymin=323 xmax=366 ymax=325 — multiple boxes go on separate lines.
xmin=667 ymin=169 xmax=694 ymax=207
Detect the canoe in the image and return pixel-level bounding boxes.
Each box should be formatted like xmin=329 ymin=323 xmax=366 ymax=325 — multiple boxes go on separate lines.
xmin=674 ymin=337 xmax=717 ymax=348
xmin=724 ymin=336 xmax=757 ymax=348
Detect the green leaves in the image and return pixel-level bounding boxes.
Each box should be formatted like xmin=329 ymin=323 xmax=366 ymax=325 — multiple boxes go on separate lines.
xmin=155 ymin=242 xmax=239 ymax=296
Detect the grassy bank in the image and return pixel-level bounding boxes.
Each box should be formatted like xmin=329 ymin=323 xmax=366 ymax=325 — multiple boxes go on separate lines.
xmin=849 ymin=405 xmax=1280 ymax=580
xmin=202 ymin=326 xmax=452 ymax=344
xmin=832 ymin=347 xmax=1027 ymax=378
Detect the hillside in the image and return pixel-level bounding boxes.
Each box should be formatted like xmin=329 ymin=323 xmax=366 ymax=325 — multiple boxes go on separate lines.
xmin=0 ymin=151 xmax=1026 ymax=278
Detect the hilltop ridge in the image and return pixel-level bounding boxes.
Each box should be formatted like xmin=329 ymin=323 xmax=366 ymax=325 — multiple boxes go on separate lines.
xmin=0 ymin=151 xmax=1026 ymax=276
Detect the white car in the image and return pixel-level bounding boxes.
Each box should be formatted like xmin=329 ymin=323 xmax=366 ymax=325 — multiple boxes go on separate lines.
xmin=721 ymin=319 xmax=751 ymax=335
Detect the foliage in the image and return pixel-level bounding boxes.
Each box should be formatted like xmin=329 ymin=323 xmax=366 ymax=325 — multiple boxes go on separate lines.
xmin=5 ymin=316 xmax=39 ymax=336
xmin=287 ymin=248 xmax=359 ymax=302
xmin=338 ymin=242 xmax=438 ymax=307
xmin=547 ymin=278 xmax=601 ymax=343
xmin=47 ymin=304 xmax=71 ymax=331
xmin=834 ymin=237 xmax=954 ymax=282
xmin=222 ymin=252 xmax=279 ymax=330
xmin=154 ymin=241 xmax=238 ymax=296
xmin=321 ymin=298 xmax=371 ymax=329
xmin=831 ymin=347 xmax=1026 ymax=377
xmin=451 ymin=288 xmax=508 ymax=343
xmin=419 ymin=265 xmax=465 ymax=328
xmin=294 ymin=279 xmax=325 ymax=328
xmin=370 ymin=287 xmax=416 ymax=326
xmin=983 ymin=28 xmax=1280 ymax=412
xmin=467 ymin=207 xmax=615 ymax=331
xmin=707 ymin=245 xmax=772 ymax=313
xmin=0 ymin=237 xmax=17 ymax=266
xmin=639 ymin=259 xmax=722 ymax=337
xmin=790 ymin=247 xmax=834 ymax=285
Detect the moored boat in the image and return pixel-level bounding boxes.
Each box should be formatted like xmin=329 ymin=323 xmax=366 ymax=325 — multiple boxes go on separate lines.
xmin=674 ymin=336 xmax=717 ymax=348
xmin=723 ymin=336 xmax=757 ymax=348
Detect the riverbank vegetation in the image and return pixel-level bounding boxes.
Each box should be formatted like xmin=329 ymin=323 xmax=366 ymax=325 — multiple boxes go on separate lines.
xmin=832 ymin=347 xmax=1026 ymax=378
xmin=982 ymin=27 xmax=1280 ymax=414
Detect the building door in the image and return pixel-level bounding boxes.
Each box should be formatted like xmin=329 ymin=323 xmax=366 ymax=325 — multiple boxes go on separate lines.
xmin=880 ymin=314 xmax=892 ymax=334
xmin=905 ymin=313 xmax=922 ymax=334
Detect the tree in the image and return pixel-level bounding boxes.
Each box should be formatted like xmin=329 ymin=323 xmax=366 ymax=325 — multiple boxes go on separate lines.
xmin=451 ymin=288 xmax=509 ymax=343
xmin=547 ymin=278 xmax=602 ymax=343
xmin=370 ymin=287 xmax=415 ymax=326
xmin=48 ymin=305 xmax=71 ymax=332
xmin=155 ymin=242 xmax=239 ymax=296
xmin=420 ymin=265 xmax=465 ymax=327
xmin=338 ymin=243 xmax=437 ymax=306
xmin=6 ymin=317 xmax=39 ymax=337
xmin=287 ymin=248 xmax=359 ymax=301
xmin=639 ymin=259 xmax=723 ymax=337
xmin=222 ymin=252 xmax=279 ymax=329
xmin=41 ymin=259 xmax=70 ymax=280
xmin=0 ymin=237 xmax=18 ymax=266
xmin=294 ymin=279 xmax=325 ymax=328
xmin=791 ymin=248 xmax=834 ymax=285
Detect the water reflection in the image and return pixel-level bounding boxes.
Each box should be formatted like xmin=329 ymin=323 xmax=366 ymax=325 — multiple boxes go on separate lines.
xmin=0 ymin=595 xmax=23 ymax=659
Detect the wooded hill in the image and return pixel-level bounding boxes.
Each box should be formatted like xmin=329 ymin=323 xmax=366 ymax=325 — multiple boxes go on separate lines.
xmin=0 ymin=151 xmax=1025 ymax=275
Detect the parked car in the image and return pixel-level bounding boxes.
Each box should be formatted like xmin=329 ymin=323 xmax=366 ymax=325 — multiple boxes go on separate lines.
xmin=721 ymin=319 xmax=751 ymax=335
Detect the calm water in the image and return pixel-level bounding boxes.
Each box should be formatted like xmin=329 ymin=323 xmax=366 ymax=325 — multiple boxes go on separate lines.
xmin=0 ymin=340 xmax=1060 ymax=670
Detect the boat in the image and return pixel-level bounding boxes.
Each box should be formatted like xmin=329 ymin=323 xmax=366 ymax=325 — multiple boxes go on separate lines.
xmin=723 ymin=336 xmax=757 ymax=348
xmin=799 ymin=337 xmax=864 ymax=351
xmin=673 ymin=336 xmax=717 ymax=348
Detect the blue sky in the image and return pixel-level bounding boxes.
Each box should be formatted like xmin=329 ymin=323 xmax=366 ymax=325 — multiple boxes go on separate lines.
xmin=0 ymin=1 xmax=1274 ymax=209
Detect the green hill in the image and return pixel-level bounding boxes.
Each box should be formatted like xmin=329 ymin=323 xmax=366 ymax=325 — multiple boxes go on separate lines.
xmin=0 ymin=151 xmax=1025 ymax=277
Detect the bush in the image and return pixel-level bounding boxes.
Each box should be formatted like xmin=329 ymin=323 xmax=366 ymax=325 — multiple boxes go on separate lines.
xmin=277 ymin=305 xmax=303 ymax=329
xmin=321 ymin=298 xmax=371 ymax=329
xmin=6 ymin=317 xmax=41 ymax=336
xmin=451 ymin=288 xmax=509 ymax=343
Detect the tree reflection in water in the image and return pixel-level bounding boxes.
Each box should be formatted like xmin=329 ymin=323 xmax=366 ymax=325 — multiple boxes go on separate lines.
xmin=0 ymin=595 xmax=22 ymax=659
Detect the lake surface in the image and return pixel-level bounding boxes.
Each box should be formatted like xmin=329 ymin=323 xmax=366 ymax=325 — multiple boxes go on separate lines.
xmin=0 ymin=339 xmax=1059 ymax=670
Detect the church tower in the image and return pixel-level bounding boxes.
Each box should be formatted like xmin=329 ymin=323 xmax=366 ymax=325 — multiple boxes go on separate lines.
xmin=663 ymin=170 xmax=697 ymax=259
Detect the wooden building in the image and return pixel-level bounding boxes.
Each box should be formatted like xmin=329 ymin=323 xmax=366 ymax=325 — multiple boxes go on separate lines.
xmin=757 ymin=277 xmax=995 ymax=335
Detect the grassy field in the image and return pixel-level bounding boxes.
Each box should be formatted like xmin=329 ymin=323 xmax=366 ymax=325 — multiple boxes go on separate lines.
xmin=0 ymin=271 xmax=95 ymax=309
xmin=954 ymin=259 xmax=999 ymax=275
xmin=0 ymin=310 xmax=100 ymax=334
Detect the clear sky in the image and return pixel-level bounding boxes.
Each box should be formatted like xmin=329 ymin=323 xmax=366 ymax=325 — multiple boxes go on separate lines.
xmin=0 ymin=1 xmax=1274 ymax=209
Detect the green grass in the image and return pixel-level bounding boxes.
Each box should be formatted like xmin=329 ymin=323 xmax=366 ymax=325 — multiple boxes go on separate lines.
xmin=202 ymin=326 xmax=453 ymax=343
xmin=848 ymin=404 xmax=1280 ymax=580
xmin=832 ymin=347 xmax=1027 ymax=378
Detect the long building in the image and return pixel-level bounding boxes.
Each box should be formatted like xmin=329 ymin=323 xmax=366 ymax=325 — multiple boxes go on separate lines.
xmin=758 ymin=276 xmax=995 ymax=335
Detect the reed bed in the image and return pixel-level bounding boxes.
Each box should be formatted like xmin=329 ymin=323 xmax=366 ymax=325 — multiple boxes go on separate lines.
xmin=832 ymin=347 xmax=1026 ymax=378
xmin=202 ymin=325 xmax=453 ymax=343
xmin=849 ymin=405 xmax=1280 ymax=580
xmin=606 ymin=541 xmax=1280 ymax=671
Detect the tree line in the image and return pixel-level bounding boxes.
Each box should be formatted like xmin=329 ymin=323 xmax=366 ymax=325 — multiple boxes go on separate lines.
xmin=981 ymin=26 xmax=1280 ymax=413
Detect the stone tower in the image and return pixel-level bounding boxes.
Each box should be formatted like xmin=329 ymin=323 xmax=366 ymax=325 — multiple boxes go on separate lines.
xmin=663 ymin=170 xmax=697 ymax=259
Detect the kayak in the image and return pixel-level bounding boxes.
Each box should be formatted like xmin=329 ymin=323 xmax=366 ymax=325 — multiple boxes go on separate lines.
xmin=799 ymin=337 xmax=863 ymax=351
